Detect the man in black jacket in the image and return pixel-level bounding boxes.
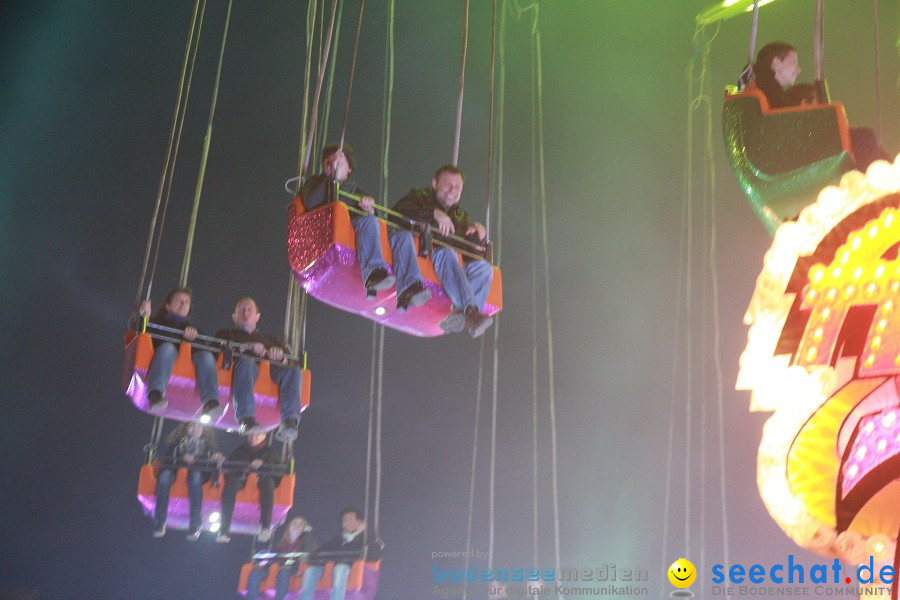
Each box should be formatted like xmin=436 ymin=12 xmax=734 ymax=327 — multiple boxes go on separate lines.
xmin=298 ymin=507 xmax=383 ymax=600
xmin=300 ymin=143 xmax=430 ymax=309
xmin=391 ymin=165 xmax=493 ymax=337
xmin=215 ymin=297 xmax=302 ymax=440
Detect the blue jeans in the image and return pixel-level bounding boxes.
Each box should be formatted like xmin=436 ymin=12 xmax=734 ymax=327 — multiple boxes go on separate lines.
xmin=232 ymin=359 xmax=302 ymax=421
xmin=155 ymin=468 xmax=203 ymax=531
xmin=246 ymin=562 xmax=294 ymax=600
xmin=352 ymin=215 xmax=387 ymax=285
xmin=430 ymin=247 xmax=493 ymax=311
xmin=298 ymin=563 xmax=351 ymax=600
xmin=388 ymin=230 xmax=424 ymax=294
xmin=147 ymin=342 xmax=219 ymax=403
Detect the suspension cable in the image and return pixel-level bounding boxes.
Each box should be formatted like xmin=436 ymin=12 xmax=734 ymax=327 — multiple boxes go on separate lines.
xmin=135 ymin=0 xmax=203 ymax=306
xmin=462 ymin=337 xmax=485 ymax=600
xmin=179 ymin=0 xmax=235 ymax=286
xmin=483 ymin=0 xmax=497 ymax=240
xmin=814 ymin=0 xmax=825 ymax=82
xmin=320 ymin=0 xmax=345 ymax=155
xmin=339 ymin=0 xmax=366 ymax=150
xmin=295 ymin=0 xmax=319 ymax=189
xmin=451 ymin=0 xmax=470 ymax=166
xmin=302 ymin=0 xmax=340 ymax=177
xmin=872 ymin=0 xmax=883 ymax=142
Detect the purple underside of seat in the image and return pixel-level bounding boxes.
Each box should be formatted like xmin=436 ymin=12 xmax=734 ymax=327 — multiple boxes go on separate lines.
xmin=126 ymin=370 xmax=283 ymax=432
xmin=138 ymin=493 xmax=290 ymax=535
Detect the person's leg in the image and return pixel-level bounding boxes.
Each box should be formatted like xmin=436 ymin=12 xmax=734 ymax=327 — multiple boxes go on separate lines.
xmin=330 ymin=562 xmax=352 ymax=600
xmin=353 ymin=215 xmax=390 ymax=287
xmin=191 ymin=350 xmax=220 ymax=404
xmin=274 ymin=563 xmax=294 ymax=600
xmin=146 ymin=342 xmax=178 ymax=395
xmin=219 ymin=474 xmax=243 ymax=537
xmin=232 ymin=358 xmax=259 ymax=421
xmin=850 ymin=126 xmax=890 ymax=172
xmin=389 ymin=231 xmax=425 ymax=294
xmin=464 ymin=259 xmax=494 ymax=311
xmin=153 ymin=469 xmax=176 ymax=530
xmin=257 ymin=476 xmax=276 ymax=529
xmin=298 ymin=565 xmax=324 ymax=600
xmin=186 ymin=469 xmax=204 ymax=533
xmin=246 ymin=566 xmax=269 ymax=600
xmin=271 ymin=364 xmax=302 ymax=422
xmin=431 ymin=246 xmax=473 ymax=309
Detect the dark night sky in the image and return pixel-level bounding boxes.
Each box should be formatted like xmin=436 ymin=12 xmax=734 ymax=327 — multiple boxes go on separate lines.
xmin=1 ymin=1 xmax=898 ymax=599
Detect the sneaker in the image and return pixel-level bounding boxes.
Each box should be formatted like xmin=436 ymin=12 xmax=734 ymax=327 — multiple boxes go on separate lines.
xmin=439 ymin=309 xmax=467 ymax=334
xmin=276 ymin=417 xmax=300 ymax=443
xmin=238 ymin=417 xmax=261 ymax=436
xmin=364 ymin=267 xmax=395 ymax=295
xmin=465 ymin=307 xmax=493 ymax=339
xmin=257 ymin=526 xmax=274 ymax=544
xmin=201 ymin=399 xmax=223 ymax=420
xmin=215 ymin=532 xmax=231 ymax=543
xmin=148 ymin=390 xmax=167 ymax=411
xmin=186 ymin=528 xmax=201 ymax=542
xmin=152 ymin=523 xmax=166 ymax=538
xmin=396 ymin=281 xmax=431 ymax=313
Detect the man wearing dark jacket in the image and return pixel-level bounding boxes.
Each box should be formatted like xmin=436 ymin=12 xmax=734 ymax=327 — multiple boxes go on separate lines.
xmin=216 ymin=432 xmax=285 ymax=544
xmin=298 ymin=507 xmax=383 ymax=600
xmin=215 ymin=297 xmax=301 ymax=440
xmin=391 ymin=164 xmax=493 ymax=337
xmin=300 ymin=143 xmax=430 ymax=309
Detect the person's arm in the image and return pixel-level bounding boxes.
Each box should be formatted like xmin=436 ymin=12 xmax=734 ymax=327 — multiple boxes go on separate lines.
xmin=299 ymin=174 xmax=331 ymax=210
xmin=392 ymin=188 xmax=435 ymax=224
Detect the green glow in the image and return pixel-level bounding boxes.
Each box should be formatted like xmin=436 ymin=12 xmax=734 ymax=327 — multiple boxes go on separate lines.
xmin=696 ymin=0 xmax=782 ymax=25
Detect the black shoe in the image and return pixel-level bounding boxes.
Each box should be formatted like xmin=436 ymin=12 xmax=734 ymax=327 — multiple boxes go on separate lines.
xmin=201 ymin=399 xmax=223 ymax=420
xmin=238 ymin=417 xmax=261 ymax=436
xmin=439 ymin=309 xmax=467 ymax=334
xmin=465 ymin=306 xmax=493 ymax=339
xmin=148 ymin=390 xmax=167 ymax=411
xmin=365 ymin=267 xmax=395 ymax=297
xmin=275 ymin=417 xmax=300 ymax=443
xmin=396 ymin=281 xmax=432 ymax=313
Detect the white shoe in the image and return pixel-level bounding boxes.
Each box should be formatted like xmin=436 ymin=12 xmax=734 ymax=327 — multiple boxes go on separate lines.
xmin=257 ymin=526 xmax=274 ymax=543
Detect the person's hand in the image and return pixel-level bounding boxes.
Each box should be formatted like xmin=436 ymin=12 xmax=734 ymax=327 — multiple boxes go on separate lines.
xmin=359 ymin=196 xmax=376 ymax=215
xmin=267 ymin=346 xmax=284 ymax=362
xmin=183 ymin=454 xmax=196 ymax=465
xmin=212 ymin=452 xmax=225 ymax=466
xmin=140 ymin=300 xmax=151 ymax=317
xmin=357 ymin=520 xmax=366 ymax=533
xmin=250 ymin=342 xmax=267 ymax=356
xmin=466 ymin=222 xmax=486 ymax=241
xmin=183 ymin=326 xmax=198 ymax=341
xmin=434 ymin=209 xmax=454 ymax=236
xmin=250 ymin=459 xmax=263 ymax=470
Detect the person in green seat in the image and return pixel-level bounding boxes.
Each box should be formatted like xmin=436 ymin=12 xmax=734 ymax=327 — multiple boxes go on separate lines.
xmin=753 ymin=41 xmax=889 ymax=171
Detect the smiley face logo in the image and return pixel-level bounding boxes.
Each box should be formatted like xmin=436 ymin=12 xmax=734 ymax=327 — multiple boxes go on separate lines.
xmin=667 ymin=558 xmax=696 ymax=588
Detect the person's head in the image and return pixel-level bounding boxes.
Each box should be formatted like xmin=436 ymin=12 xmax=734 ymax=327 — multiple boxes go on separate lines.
xmin=247 ymin=432 xmax=267 ymax=447
xmin=232 ymin=297 xmax=260 ymax=332
xmin=431 ymin=165 xmax=466 ymax=211
xmin=340 ymin=507 xmax=362 ymax=533
xmin=166 ymin=421 xmax=215 ymax=446
xmin=284 ymin=516 xmax=308 ymax=540
xmin=785 ymin=83 xmax=819 ymax=106
xmin=154 ymin=287 xmax=193 ymax=319
xmin=321 ymin=143 xmax=356 ymax=181
xmin=755 ymin=41 xmax=799 ymax=88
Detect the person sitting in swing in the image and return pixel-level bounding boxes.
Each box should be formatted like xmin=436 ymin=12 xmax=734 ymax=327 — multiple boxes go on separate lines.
xmin=138 ymin=287 xmax=222 ymax=419
xmin=752 ymin=41 xmax=890 ymax=172
xmin=216 ymin=431 xmax=286 ymax=544
xmin=298 ymin=507 xmax=383 ymax=600
xmin=391 ymin=164 xmax=494 ymax=338
xmin=300 ymin=143 xmax=431 ymax=310
xmin=214 ymin=297 xmax=302 ymax=440
xmin=245 ymin=515 xmax=318 ymax=600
